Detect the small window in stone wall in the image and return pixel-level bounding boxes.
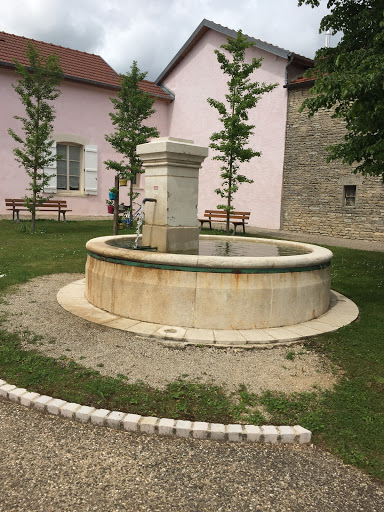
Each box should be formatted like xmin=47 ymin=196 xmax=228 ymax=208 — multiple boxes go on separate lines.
xmin=343 ymin=185 xmax=356 ymax=207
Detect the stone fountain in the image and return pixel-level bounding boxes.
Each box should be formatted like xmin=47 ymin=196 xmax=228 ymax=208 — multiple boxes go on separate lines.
xmin=84 ymin=137 xmax=333 ymax=330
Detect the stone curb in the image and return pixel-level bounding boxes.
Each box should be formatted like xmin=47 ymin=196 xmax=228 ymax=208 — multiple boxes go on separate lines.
xmin=58 ymin=281 xmax=359 ymax=348
xmin=0 ymin=379 xmax=312 ymax=444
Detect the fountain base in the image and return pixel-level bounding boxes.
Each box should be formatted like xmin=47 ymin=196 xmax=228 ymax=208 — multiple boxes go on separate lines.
xmin=85 ymin=235 xmax=333 ymax=330
xmin=58 ymin=280 xmax=358 ymax=347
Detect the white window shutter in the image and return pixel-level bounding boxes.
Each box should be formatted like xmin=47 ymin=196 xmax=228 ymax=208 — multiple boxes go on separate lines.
xmin=43 ymin=142 xmax=57 ymax=193
xmin=84 ymin=145 xmax=98 ymax=195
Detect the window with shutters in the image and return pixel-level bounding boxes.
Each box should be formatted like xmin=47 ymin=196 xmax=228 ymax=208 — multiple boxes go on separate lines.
xmin=57 ymin=143 xmax=81 ymax=191
xmin=43 ymin=140 xmax=98 ymax=196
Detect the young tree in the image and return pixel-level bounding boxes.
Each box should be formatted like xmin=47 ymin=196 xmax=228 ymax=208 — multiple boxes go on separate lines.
xmin=298 ymin=0 xmax=384 ymax=180
xmin=105 ymin=61 xmax=159 ymax=234
xmin=8 ymin=43 xmax=62 ymax=232
xmin=207 ymin=30 xmax=277 ymax=234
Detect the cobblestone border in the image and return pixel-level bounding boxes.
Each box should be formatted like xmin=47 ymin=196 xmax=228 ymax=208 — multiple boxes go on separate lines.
xmin=0 ymin=379 xmax=312 ymax=444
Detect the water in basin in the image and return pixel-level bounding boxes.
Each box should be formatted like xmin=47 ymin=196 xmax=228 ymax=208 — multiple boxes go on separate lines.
xmin=106 ymin=238 xmax=312 ymax=257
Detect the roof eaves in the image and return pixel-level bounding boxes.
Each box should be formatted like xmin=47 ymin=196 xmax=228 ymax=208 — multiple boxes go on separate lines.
xmin=0 ymin=60 xmax=16 ymax=70
xmin=151 ymin=95 xmax=174 ymax=103
xmin=0 ymin=60 xmax=175 ymax=100
xmin=0 ymin=60 xmax=120 ymax=90
xmin=63 ymin=73 xmax=120 ymax=90
xmin=284 ymin=77 xmax=315 ymax=89
xmin=158 ymin=83 xmax=175 ymax=101
xmin=155 ymin=18 xmax=291 ymax=84
xmin=146 ymin=91 xmax=174 ymax=102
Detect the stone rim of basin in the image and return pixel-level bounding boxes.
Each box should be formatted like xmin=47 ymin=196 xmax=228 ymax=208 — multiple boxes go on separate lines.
xmin=86 ymin=234 xmax=333 ymax=269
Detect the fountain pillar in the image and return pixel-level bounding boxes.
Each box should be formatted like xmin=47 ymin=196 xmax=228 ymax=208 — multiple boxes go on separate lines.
xmin=136 ymin=137 xmax=208 ymax=253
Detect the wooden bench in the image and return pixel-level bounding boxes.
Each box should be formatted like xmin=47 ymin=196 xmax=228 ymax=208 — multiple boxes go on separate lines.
xmin=199 ymin=209 xmax=250 ymax=235
xmin=5 ymin=198 xmax=72 ymax=222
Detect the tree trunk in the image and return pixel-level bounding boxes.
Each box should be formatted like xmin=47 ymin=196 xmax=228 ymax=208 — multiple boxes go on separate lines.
xmin=31 ymin=177 xmax=37 ymax=233
xmin=113 ymin=175 xmax=119 ymax=235
xmin=226 ymin=161 xmax=233 ymax=235
xmin=31 ymin=210 xmax=36 ymax=232
xmin=129 ymin=180 xmax=133 ymax=224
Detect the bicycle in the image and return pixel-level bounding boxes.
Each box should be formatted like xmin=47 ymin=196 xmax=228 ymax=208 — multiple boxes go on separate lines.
xmin=119 ymin=201 xmax=143 ymax=229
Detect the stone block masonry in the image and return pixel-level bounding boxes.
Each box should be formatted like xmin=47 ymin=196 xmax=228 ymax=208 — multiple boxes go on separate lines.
xmin=282 ymin=85 xmax=384 ymax=242
xmin=0 ymin=379 xmax=311 ymax=444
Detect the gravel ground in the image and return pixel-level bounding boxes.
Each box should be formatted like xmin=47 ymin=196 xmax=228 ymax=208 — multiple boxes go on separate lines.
xmin=1 ymin=398 xmax=383 ymax=512
xmin=1 ymin=274 xmax=383 ymax=511
xmin=1 ymin=273 xmax=338 ymax=394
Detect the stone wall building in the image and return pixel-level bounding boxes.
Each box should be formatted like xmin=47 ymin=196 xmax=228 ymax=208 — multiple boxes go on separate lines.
xmin=281 ymin=80 xmax=384 ymax=242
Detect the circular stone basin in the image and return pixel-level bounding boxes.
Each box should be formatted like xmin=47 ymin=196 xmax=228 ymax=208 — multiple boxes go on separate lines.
xmin=85 ymin=235 xmax=333 ymax=330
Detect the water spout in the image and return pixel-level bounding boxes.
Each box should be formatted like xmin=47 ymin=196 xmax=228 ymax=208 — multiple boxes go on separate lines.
xmin=134 ymin=209 xmax=145 ymax=248
xmin=134 ymin=198 xmax=157 ymax=248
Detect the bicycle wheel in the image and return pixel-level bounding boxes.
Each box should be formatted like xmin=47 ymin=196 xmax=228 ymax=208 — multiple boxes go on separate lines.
xmin=121 ymin=212 xmax=132 ymax=229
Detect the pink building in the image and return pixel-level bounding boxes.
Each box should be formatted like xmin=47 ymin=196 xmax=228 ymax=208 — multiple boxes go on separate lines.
xmin=155 ymin=20 xmax=310 ymax=229
xmin=0 ymin=20 xmax=311 ymax=228
xmin=0 ymin=31 xmax=171 ymax=218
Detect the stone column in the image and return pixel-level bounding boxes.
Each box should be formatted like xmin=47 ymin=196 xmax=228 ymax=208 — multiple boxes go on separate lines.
xmin=136 ymin=137 xmax=208 ymax=254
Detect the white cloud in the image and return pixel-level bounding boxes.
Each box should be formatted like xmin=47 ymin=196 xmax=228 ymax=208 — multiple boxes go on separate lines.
xmin=0 ymin=0 xmax=340 ymax=80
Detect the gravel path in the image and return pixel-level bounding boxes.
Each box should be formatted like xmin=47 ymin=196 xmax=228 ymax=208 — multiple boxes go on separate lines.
xmin=1 ymin=273 xmax=338 ymax=394
xmin=1 ymin=274 xmax=383 ymax=510
xmin=1 ymin=398 xmax=383 ymax=512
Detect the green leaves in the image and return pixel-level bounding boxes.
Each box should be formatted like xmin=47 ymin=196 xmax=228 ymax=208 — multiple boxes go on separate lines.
xmin=207 ymin=30 xmax=277 ymax=232
xmin=299 ymin=0 xmax=384 ymax=179
xmin=8 ymin=44 xmax=63 ymax=231
xmin=104 ymin=61 xmax=159 ymax=225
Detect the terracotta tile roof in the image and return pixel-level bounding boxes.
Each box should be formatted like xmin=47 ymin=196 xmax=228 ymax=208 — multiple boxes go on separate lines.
xmin=285 ymin=72 xmax=319 ymax=89
xmin=290 ymin=76 xmax=315 ymax=85
xmin=0 ymin=31 xmax=121 ymax=89
xmin=139 ymin=80 xmax=174 ymax=102
xmin=0 ymin=31 xmax=173 ymax=101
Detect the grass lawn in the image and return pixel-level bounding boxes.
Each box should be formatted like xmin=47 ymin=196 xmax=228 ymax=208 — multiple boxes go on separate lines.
xmin=0 ymin=219 xmax=383 ymax=480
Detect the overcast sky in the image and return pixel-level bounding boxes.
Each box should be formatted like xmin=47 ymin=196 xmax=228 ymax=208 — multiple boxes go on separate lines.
xmin=0 ymin=0 xmax=338 ymax=81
